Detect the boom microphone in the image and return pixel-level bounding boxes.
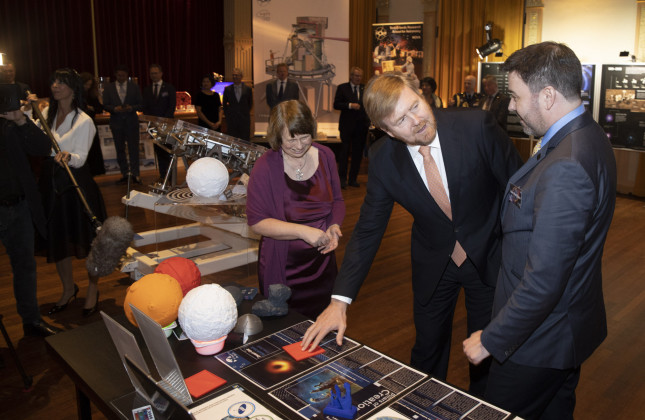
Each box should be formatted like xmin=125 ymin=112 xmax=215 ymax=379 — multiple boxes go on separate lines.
xmin=86 ymin=216 xmax=135 ymax=277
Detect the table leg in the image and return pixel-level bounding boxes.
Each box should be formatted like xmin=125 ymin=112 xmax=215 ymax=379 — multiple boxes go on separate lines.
xmin=76 ymin=385 xmax=92 ymax=420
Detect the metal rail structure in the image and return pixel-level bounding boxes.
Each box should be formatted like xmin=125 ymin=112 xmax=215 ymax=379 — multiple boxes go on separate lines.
xmin=139 ymin=115 xmax=267 ymax=193
xmin=265 ymin=16 xmax=348 ymax=118
xmin=121 ymin=116 xmax=267 ymax=280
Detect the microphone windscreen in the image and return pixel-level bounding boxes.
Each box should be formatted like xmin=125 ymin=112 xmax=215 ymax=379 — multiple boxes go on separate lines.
xmin=86 ymin=216 xmax=135 ymax=277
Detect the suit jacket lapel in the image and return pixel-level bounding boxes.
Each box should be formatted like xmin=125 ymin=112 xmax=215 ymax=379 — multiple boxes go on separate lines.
xmin=501 ymin=111 xmax=594 ymax=217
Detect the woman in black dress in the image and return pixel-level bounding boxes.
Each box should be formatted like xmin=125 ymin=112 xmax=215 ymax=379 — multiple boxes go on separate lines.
xmin=194 ymin=74 xmax=223 ymax=130
xmin=35 ymin=69 xmax=107 ymax=317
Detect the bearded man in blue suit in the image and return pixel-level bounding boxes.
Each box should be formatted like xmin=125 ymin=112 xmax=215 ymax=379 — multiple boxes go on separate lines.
xmin=463 ymin=42 xmax=617 ymax=419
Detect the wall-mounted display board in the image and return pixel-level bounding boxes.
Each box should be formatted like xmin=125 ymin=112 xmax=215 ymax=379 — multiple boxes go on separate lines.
xmin=599 ymin=64 xmax=645 ymax=149
xmin=479 ymin=62 xmax=596 ymax=139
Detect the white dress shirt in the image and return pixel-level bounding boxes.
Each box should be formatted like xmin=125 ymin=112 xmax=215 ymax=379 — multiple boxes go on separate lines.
xmin=333 ymin=132 xmax=450 ymax=305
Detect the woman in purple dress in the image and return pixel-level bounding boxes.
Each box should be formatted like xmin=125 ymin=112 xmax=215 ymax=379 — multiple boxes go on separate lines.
xmin=246 ymin=100 xmax=345 ymax=318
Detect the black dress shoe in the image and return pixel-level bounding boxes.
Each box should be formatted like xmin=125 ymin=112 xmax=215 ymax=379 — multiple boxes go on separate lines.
xmin=341 ymin=180 xmax=347 ymax=189
xmin=48 ymin=284 xmax=79 ymax=315
xmin=348 ymin=180 xmax=360 ymax=187
xmin=133 ymin=176 xmax=143 ymax=185
xmin=116 ymin=176 xmax=128 ymax=185
xmin=23 ymin=320 xmax=63 ymax=337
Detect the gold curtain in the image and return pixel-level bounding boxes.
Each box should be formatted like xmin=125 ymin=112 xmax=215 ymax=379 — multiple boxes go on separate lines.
xmin=349 ymin=0 xmax=377 ymax=77
xmin=434 ymin=0 xmax=524 ymax=104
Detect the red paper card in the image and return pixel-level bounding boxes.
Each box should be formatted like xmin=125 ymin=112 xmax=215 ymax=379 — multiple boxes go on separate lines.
xmin=184 ymin=370 xmax=226 ymax=399
xmin=283 ymin=341 xmax=325 ymax=361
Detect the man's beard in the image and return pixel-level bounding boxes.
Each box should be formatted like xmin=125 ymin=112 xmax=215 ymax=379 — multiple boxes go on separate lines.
xmin=408 ymin=118 xmax=437 ymax=146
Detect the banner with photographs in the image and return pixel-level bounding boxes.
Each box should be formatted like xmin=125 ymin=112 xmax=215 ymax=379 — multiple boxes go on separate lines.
xmin=371 ymin=22 xmax=423 ymax=86
xmin=599 ymin=64 xmax=645 ymax=149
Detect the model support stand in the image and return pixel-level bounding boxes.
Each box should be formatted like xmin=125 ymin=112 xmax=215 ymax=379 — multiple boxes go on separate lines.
xmin=323 ymin=382 xmax=357 ymax=419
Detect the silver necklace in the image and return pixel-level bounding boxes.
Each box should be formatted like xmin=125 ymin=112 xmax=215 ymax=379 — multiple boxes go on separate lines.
xmin=283 ymin=153 xmax=308 ymax=180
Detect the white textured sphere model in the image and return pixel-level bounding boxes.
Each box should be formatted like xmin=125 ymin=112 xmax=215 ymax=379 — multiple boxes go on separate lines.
xmin=178 ymin=284 xmax=238 ymax=341
xmin=186 ymin=157 xmax=229 ymax=198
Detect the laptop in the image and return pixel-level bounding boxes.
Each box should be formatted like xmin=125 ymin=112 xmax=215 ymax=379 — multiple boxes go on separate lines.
xmin=128 ymin=304 xmax=193 ymax=407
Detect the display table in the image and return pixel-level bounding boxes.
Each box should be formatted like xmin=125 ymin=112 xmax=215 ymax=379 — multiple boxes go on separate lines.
xmin=46 ymin=299 xmax=517 ymax=420
xmin=45 ymin=299 xmax=301 ymax=420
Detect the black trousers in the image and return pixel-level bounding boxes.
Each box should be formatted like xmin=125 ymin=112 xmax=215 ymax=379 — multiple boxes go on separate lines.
xmin=338 ymin=124 xmax=368 ymax=183
xmin=410 ymin=258 xmax=495 ymax=397
xmin=110 ymin=118 xmax=140 ymax=177
xmin=486 ymin=359 xmax=580 ymax=420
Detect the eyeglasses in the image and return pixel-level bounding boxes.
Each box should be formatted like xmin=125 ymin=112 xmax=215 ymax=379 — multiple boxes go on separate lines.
xmin=283 ymin=134 xmax=312 ymax=145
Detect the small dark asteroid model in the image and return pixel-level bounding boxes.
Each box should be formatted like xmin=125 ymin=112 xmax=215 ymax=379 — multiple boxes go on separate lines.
xmin=251 ymin=284 xmax=292 ymax=317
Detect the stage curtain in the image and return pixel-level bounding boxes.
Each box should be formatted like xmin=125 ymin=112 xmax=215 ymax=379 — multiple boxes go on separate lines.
xmin=93 ymin=0 xmax=224 ymax=94
xmin=434 ymin=0 xmax=523 ymax=103
xmin=0 ymin=0 xmax=95 ymax=96
xmin=349 ymin=0 xmax=376 ymax=79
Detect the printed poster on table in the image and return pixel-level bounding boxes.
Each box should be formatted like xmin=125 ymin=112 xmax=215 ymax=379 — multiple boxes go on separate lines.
xmin=268 ymin=346 xmax=427 ymax=419
xmin=215 ymin=320 xmax=359 ymax=390
xmin=366 ymin=378 xmax=513 ymax=420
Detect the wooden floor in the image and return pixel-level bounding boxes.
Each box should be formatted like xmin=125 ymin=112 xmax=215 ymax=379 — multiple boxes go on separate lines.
xmin=0 ymin=166 xmax=644 ymax=419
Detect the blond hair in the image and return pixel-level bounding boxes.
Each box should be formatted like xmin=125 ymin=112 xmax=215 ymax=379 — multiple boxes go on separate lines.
xmin=363 ymin=72 xmax=422 ymax=129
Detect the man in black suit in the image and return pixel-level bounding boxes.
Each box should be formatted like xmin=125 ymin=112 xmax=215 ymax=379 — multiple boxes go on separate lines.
xmin=223 ymin=67 xmax=253 ymax=140
xmin=464 ymin=42 xmax=616 ymax=419
xmin=333 ymin=67 xmax=370 ymax=188
xmin=142 ymin=63 xmax=176 ymax=179
xmin=102 ymin=65 xmax=143 ymax=184
xmin=480 ymin=75 xmax=510 ymax=131
xmin=0 ymin=102 xmax=62 ymax=337
xmin=303 ymin=72 xmax=523 ymax=396
xmin=266 ymin=63 xmax=299 ymax=109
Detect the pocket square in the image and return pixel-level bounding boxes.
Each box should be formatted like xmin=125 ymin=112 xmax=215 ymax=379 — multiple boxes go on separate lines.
xmin=509 ymin=183 xmax=522 ymax=208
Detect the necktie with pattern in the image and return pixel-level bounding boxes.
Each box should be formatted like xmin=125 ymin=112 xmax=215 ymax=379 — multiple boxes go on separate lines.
xmin=532 ymin=138 xmax=543 ymax=156
xmin=418 ymin=145 xmax=467 ymax=266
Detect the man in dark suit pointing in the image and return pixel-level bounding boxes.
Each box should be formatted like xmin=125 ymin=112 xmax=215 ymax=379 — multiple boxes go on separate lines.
xmin=333 ymin=67 xmax=370 ymax=188
xmin=463 ymin=41 xmax=616 ymax=419
xmin=303 ymin=72 xmax=523 ymax=396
